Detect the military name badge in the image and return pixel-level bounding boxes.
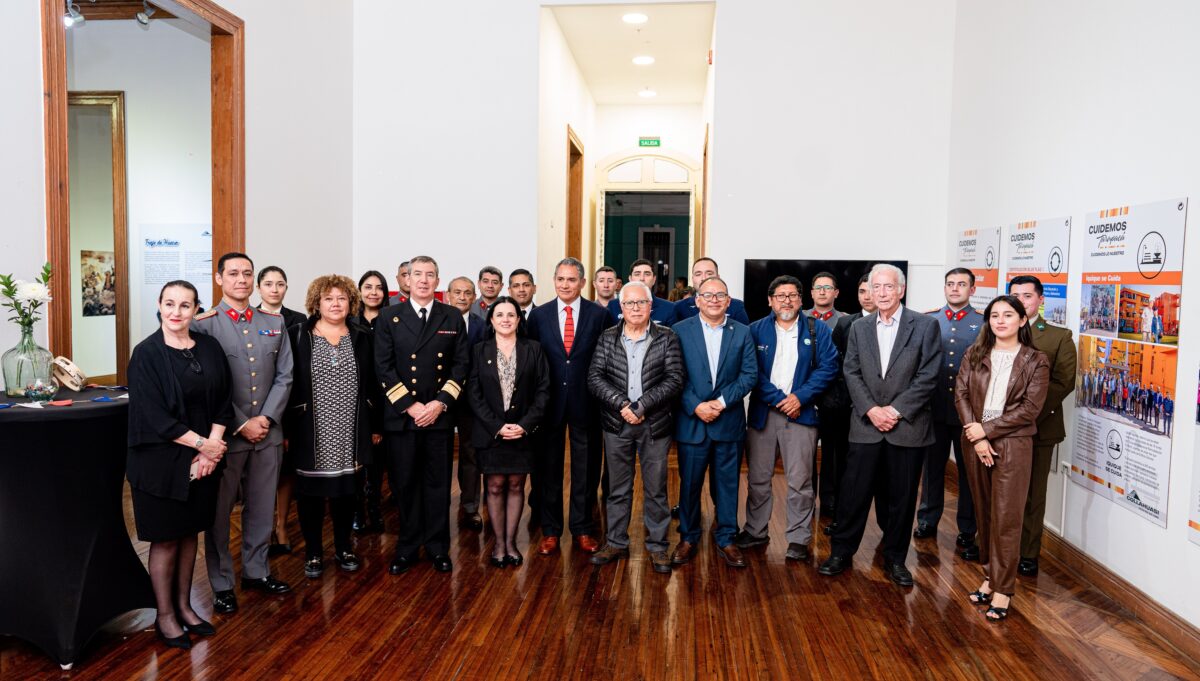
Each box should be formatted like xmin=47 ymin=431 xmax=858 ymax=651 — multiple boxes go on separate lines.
xmin=437 ymin=330 xmax=457 ymax=335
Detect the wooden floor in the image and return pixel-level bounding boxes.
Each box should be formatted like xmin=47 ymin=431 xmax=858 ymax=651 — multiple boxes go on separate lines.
xmin=3 ymin=455 xmax=1199 ymax=680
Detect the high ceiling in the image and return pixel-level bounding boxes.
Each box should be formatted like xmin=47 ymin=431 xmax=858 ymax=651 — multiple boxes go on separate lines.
xmin=551 ymin=3 xmax=715 ymax=105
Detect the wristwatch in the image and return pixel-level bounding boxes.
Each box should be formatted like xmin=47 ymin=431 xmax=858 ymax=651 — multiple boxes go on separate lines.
xmin=195 ymin=437 xmax=206 ymax=450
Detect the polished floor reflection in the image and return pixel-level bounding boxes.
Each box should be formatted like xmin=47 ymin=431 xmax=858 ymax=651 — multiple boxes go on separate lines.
xmin=3 ymin=455 xmax=1197 ymax=680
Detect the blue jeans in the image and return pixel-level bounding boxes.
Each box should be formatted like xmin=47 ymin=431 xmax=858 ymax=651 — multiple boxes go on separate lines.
xmin=677 ymin=437 xmax=741 ymax=547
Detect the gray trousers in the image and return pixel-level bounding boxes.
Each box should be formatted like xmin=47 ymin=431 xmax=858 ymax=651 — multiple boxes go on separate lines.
xmin=602 ymin=422 xmax=671 ymax=553
xmin=455 ymin=410 xmax=480 ymax=514
xmin=744 ymin=411 xmax=818 ymax=545
xmin=205 ymin=443 xmax=283 ymax=591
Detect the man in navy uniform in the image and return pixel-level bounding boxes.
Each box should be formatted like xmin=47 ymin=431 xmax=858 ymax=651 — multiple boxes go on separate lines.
xmin=672 ymin=257 xmax=750 ymax=325
xmin=194 ymin=252 xmax=294 ymax=614
xmin=607 ymin=259 xmax=675 ymax=325
xmin=913 ymin=268 xmax=983 ymax=561
xmin=376 ymin=255 xmax=470 ymax=575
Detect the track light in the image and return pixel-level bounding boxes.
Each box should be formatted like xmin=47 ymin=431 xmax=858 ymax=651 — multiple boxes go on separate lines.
xmin=63 ymin=1 xmax=84 ymax=28
xmin=136 ymin=0 xmax=156 ymax=25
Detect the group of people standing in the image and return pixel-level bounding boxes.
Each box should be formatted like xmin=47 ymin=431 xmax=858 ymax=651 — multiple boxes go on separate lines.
xmin=124 ymin=251 xmax=1079 ymax=651
xmin=1079 ymin=368 xmax=1174 ymax=435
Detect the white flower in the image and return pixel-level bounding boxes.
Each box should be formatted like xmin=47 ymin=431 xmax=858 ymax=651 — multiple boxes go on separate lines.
xmin=14 ymin=280 xmax=52 ymax=304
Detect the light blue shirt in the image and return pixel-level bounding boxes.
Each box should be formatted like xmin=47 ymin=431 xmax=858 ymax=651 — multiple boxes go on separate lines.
xmin=621 ymin=327 xmax=650 ymax=403
xmin=700 ymin=316 xmax=727 ymax=406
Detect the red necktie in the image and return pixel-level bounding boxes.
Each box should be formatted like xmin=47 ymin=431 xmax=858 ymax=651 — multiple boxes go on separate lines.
xmin=563 ymin=305 xmax=575 ymax=356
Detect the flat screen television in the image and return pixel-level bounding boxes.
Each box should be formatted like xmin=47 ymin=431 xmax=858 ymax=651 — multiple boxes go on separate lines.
xmin=742 ymin=259 xmax=909 ymax=322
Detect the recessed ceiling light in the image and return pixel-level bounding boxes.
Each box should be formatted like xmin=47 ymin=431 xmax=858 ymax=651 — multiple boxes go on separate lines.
xmin=622 ymin=13 xmax=648 ymax=24
xmin=638 ymin=89 xmax=657 ymax=98
xmin=632 ymin=55 xmax=655 ymax=66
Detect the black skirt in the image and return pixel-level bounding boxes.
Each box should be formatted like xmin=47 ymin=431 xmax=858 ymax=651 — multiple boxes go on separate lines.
xmin=131 ymin=473 xmax=221 ymax=542
xmin=477 ymin=439 xmax=533 ymax=475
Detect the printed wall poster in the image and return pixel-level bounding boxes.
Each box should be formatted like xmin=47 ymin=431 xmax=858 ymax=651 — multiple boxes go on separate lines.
xmin=80 ymin=249 xmax=116 ymax=317
xmin=1071 ymin=198 xmax=1187 ymax=527
xmin=139 ymin=225 xmax=212 ymax=339
xmin=1005 ymin=217 xmax=1070 ymax=327
xmin=954 ymin=226 xmax=1001 ymax=310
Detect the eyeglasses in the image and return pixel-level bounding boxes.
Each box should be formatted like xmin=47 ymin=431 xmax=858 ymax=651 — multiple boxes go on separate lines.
xmin=179 ymin=348 xmax=203 ymax=374
xmin=771 ymin=293 xmax=801 ymax=302
xmin=621 ymin=300 xmax=651 ymax=309
xmin=812 ymin=285 xmax=836 ymax=292
xmin=697 ymin=292 xmax=729 ymax=302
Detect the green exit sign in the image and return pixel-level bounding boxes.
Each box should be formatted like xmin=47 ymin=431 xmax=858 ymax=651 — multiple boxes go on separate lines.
xmin=638 ymin=137 xmax=661 ymax=147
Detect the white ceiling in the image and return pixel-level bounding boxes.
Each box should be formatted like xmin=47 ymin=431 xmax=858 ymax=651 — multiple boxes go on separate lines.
xmin=551 ymin=3 xmax=715 ymax=105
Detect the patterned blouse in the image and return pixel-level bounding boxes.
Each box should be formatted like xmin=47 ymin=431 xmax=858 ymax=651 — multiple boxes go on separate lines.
xmin=497 ymin=345 xmax=517 ymax=412
xmin=309 ymin=333 xmax=359 ymax=477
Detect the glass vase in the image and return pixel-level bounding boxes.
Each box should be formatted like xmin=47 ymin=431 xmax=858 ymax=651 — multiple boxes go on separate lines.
xmin=2 ymin=324 xmax=57 ymax=401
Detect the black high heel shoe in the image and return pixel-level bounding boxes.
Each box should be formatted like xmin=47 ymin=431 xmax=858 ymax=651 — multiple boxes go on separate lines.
xmin=155 ymin=621 xmax=192 ymax=650
xmin=504 ymin=551 xmax=523 ymax=567
xmin=489 ymin=555 xmax=507 ymax=568
xmin=176 ymin=609 xmax=216 ymax=637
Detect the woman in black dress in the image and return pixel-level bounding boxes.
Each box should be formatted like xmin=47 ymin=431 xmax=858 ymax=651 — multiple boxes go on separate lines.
xmin=127 ymin=280 xmax=233 ymax=650
xmin=351 ymin=269 xmax=389 ymax=533
xmin=256 ymin=265 xmax=307 ymax=557
xmin=466 ymin=297 xmax=550 ymax=567
xmin=285 ymin=275 xmax=380 ymax=578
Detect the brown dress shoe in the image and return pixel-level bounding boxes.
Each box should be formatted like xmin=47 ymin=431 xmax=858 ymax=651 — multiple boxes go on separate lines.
xmin=574 ymin=534 xmax=600 ymax=553
xmin=537 ymin=535 xmax=560 ymax=555
xmin=649 ymin=551 xmax=672 ymax=574
xmin=588 ymin=544 xmax=629 ymax=565
xmin=718 ymin=544 xmax=747 ymax=568
xmin=671 ymin=541 xmax=697 ymax=565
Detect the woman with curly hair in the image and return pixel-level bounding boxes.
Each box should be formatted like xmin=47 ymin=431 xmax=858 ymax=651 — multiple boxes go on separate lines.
xmin=284 ymin=275 xmax=381 ymax=578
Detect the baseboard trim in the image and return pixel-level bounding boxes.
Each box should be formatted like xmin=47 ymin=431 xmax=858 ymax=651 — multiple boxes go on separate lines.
xmin=1042 ymin=531 xmax=1200 ymax=664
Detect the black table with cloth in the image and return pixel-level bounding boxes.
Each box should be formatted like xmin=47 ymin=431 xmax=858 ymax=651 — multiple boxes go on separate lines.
xmin=0 ymin=387 xmax=153 ymax=668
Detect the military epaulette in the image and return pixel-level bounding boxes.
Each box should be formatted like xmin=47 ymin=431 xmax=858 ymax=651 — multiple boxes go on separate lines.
xmin=195 ymin=309 xmax=219 ymax=320
xmin=257 ymin=308 xmax=281 ymax=317
xmin=925 ymin=307 xmax=942 ymax=315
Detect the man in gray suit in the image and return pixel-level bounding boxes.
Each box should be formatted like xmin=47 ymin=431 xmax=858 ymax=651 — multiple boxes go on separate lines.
xmin=193 ymin=252 xmax=294 ymax=613
xmin=818 ymin=263 xmax=941 ymax=587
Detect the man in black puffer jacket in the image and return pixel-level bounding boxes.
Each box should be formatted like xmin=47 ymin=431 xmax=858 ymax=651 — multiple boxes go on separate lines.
xmin=587 ymin=281 xmax=684 ymax=574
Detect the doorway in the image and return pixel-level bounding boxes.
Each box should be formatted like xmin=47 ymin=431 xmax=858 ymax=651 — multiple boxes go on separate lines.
xmin=604 ymin=191 xmax=690 ymax=298
xmin=566 ymin=126 xmax=584 ymax=261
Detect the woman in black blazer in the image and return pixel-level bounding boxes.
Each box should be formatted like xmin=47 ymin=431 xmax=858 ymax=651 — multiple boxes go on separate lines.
xmin=350 ymin=269 xmax=390 ymax=534
xmin=466 ymin=297 xmax=550 ymax=567
xmin=127 ymin=281 xmax=233 ymax=650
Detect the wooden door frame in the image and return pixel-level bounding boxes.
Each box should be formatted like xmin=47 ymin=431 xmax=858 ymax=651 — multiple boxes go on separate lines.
xmin=566 ymin=125 xmax=584 ymax=262
xmin=40 ymin=0 xmax=245 ymax=360
xmin=67 ymin=91 xmax=130 ymax=384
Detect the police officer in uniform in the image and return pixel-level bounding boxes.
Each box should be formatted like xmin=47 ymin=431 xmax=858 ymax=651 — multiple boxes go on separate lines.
xmin=375 ymin=255 xmax=470 ymax=575
xmin=914 ymin=268 xmax=982 ymax=560
xmin=193 ymin=252 xmax=294 ymax=614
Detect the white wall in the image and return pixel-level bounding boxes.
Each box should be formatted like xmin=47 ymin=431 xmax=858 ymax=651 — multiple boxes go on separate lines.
xmin=708 ymin=0 xmax=957 ymax=310
xmin=67 ymin=19 xmax=211 ymax=341
xmin=593 ymin=104 xmax=704 ymax=166
xmin=0 ymin=1 xmax=49 ymax=380
xmin=948 ymin=0 xmax=1200 ymax=626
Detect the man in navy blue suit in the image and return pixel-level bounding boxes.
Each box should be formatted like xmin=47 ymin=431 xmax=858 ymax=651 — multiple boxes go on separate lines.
xmin=446 ymin=276 xmax=487 ymax=530
xmin=738 ymin=275 xmax=839 ymax=562
xmin=673 ymin=257 xmax=750 ymax=325
xmin=672 ymin=277 xmax=758 ymax=569
xmin=606 ymin=259 xmax=676 ymax=325
xmin=526 ymin=257 xmax=613 ymax=556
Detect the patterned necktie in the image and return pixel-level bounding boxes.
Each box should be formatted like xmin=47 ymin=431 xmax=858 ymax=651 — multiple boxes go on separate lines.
xmin=563 ymin=305 xmax=575 ymax=356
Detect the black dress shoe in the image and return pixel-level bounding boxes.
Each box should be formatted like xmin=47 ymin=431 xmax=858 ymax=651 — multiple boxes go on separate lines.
xmin=818 ymin=555 xmax=849 ymax=576
xmin=334 ymin=550 xmax=361 ymax=572
xmin=212 ymin=590 xmax=238 ymax=614
xmin=389 ymin=555 xmax=415 ymax=575
xmin=155 ymin=622 xmax=192 ymax=650
xmin=913 ymin=523 xmax=935 ymax=539
xmin=1018 ymin=557 xmax=1039 ymax=576
xmin=785 ymin=543 xmax=810 ymax=561
xmin=956 ymin=532 xmax=976 ymax=548
xmin=884 ymin=561 xmax=914 ymax=587
xmin=267 ymin=542 xmax=292 ymax=557
xmin=504 ymin=551 xmax=524 ymax=567
xmin=431 ymin=554 xmax=453 ymax=573
xmin=240 ymin=576 xmax=292 ymax=594
xmin=460 ymin=512 xmax=484 ymax=532
xmin=305 ymin=556 xmax=324 ymax=579
xmin=489 ymin=555 xmax=507 ymax=568
xmin=179 ymin=616 xmax=216 ymax=637
xmin=960 ymin=544 xmax=980 ymax=562
xmin=733 ymin=530 xmax=769 ymax=548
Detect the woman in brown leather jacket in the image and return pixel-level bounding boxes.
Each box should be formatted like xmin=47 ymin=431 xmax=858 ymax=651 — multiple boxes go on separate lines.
xmin=955 ymin=294 xmax=1050 ymax=622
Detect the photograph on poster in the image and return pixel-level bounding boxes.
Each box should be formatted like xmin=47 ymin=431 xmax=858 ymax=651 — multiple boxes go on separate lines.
xmin=1116 ymin=284 xmax=1180 ymax=345
xmin=1043 ymin=295 xmax=1067 ymax=327
xmin=1076 ymin=335 xmax=1177 ymax=437
xmin=80 ymin=249 xmax=116 ymax=317
xmin=1080 ymin=284 xmax=1118 ymax=336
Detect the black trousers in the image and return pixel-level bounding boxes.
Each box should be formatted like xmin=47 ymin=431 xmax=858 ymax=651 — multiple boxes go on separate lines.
xmin=831 ymin=440 xmax=924 ymax=564
xmin=297 ymin=495 xmax=355 ymax=558
xmin=538 ymin=419 xmax=602 ymax=537
xmin=917 ymin=422 xmax=977 ymax=536
xmin=386 ymin=429 xmax=453 ymax=557
xmin=454 ymin=410 xmax=481 ymax=514
xmin=359 ymin=443 xmax=386 ymax=515
xmin=817 ymin=406 xmax=851 ymax=509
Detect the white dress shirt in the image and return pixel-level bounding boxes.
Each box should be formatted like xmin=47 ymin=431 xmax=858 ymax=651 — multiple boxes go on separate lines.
xmin=557 ymin=296 xmax=581 ymax=341
xmin=876 ymin=305 xmax=904 ymax=378
xmin=462 ymin=311 xmax=472 ymax=333
xmin=701 ymin=316 xmax=727 ymax=406
xmin=410 ymin=298 xmax=431 ymax=320
xmin=770 ymin=321 xmax=800 ymax=394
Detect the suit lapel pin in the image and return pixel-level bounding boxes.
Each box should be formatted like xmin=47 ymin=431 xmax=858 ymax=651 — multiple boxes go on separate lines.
xmin=803 ymin=338 xmax=812 ymax=345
